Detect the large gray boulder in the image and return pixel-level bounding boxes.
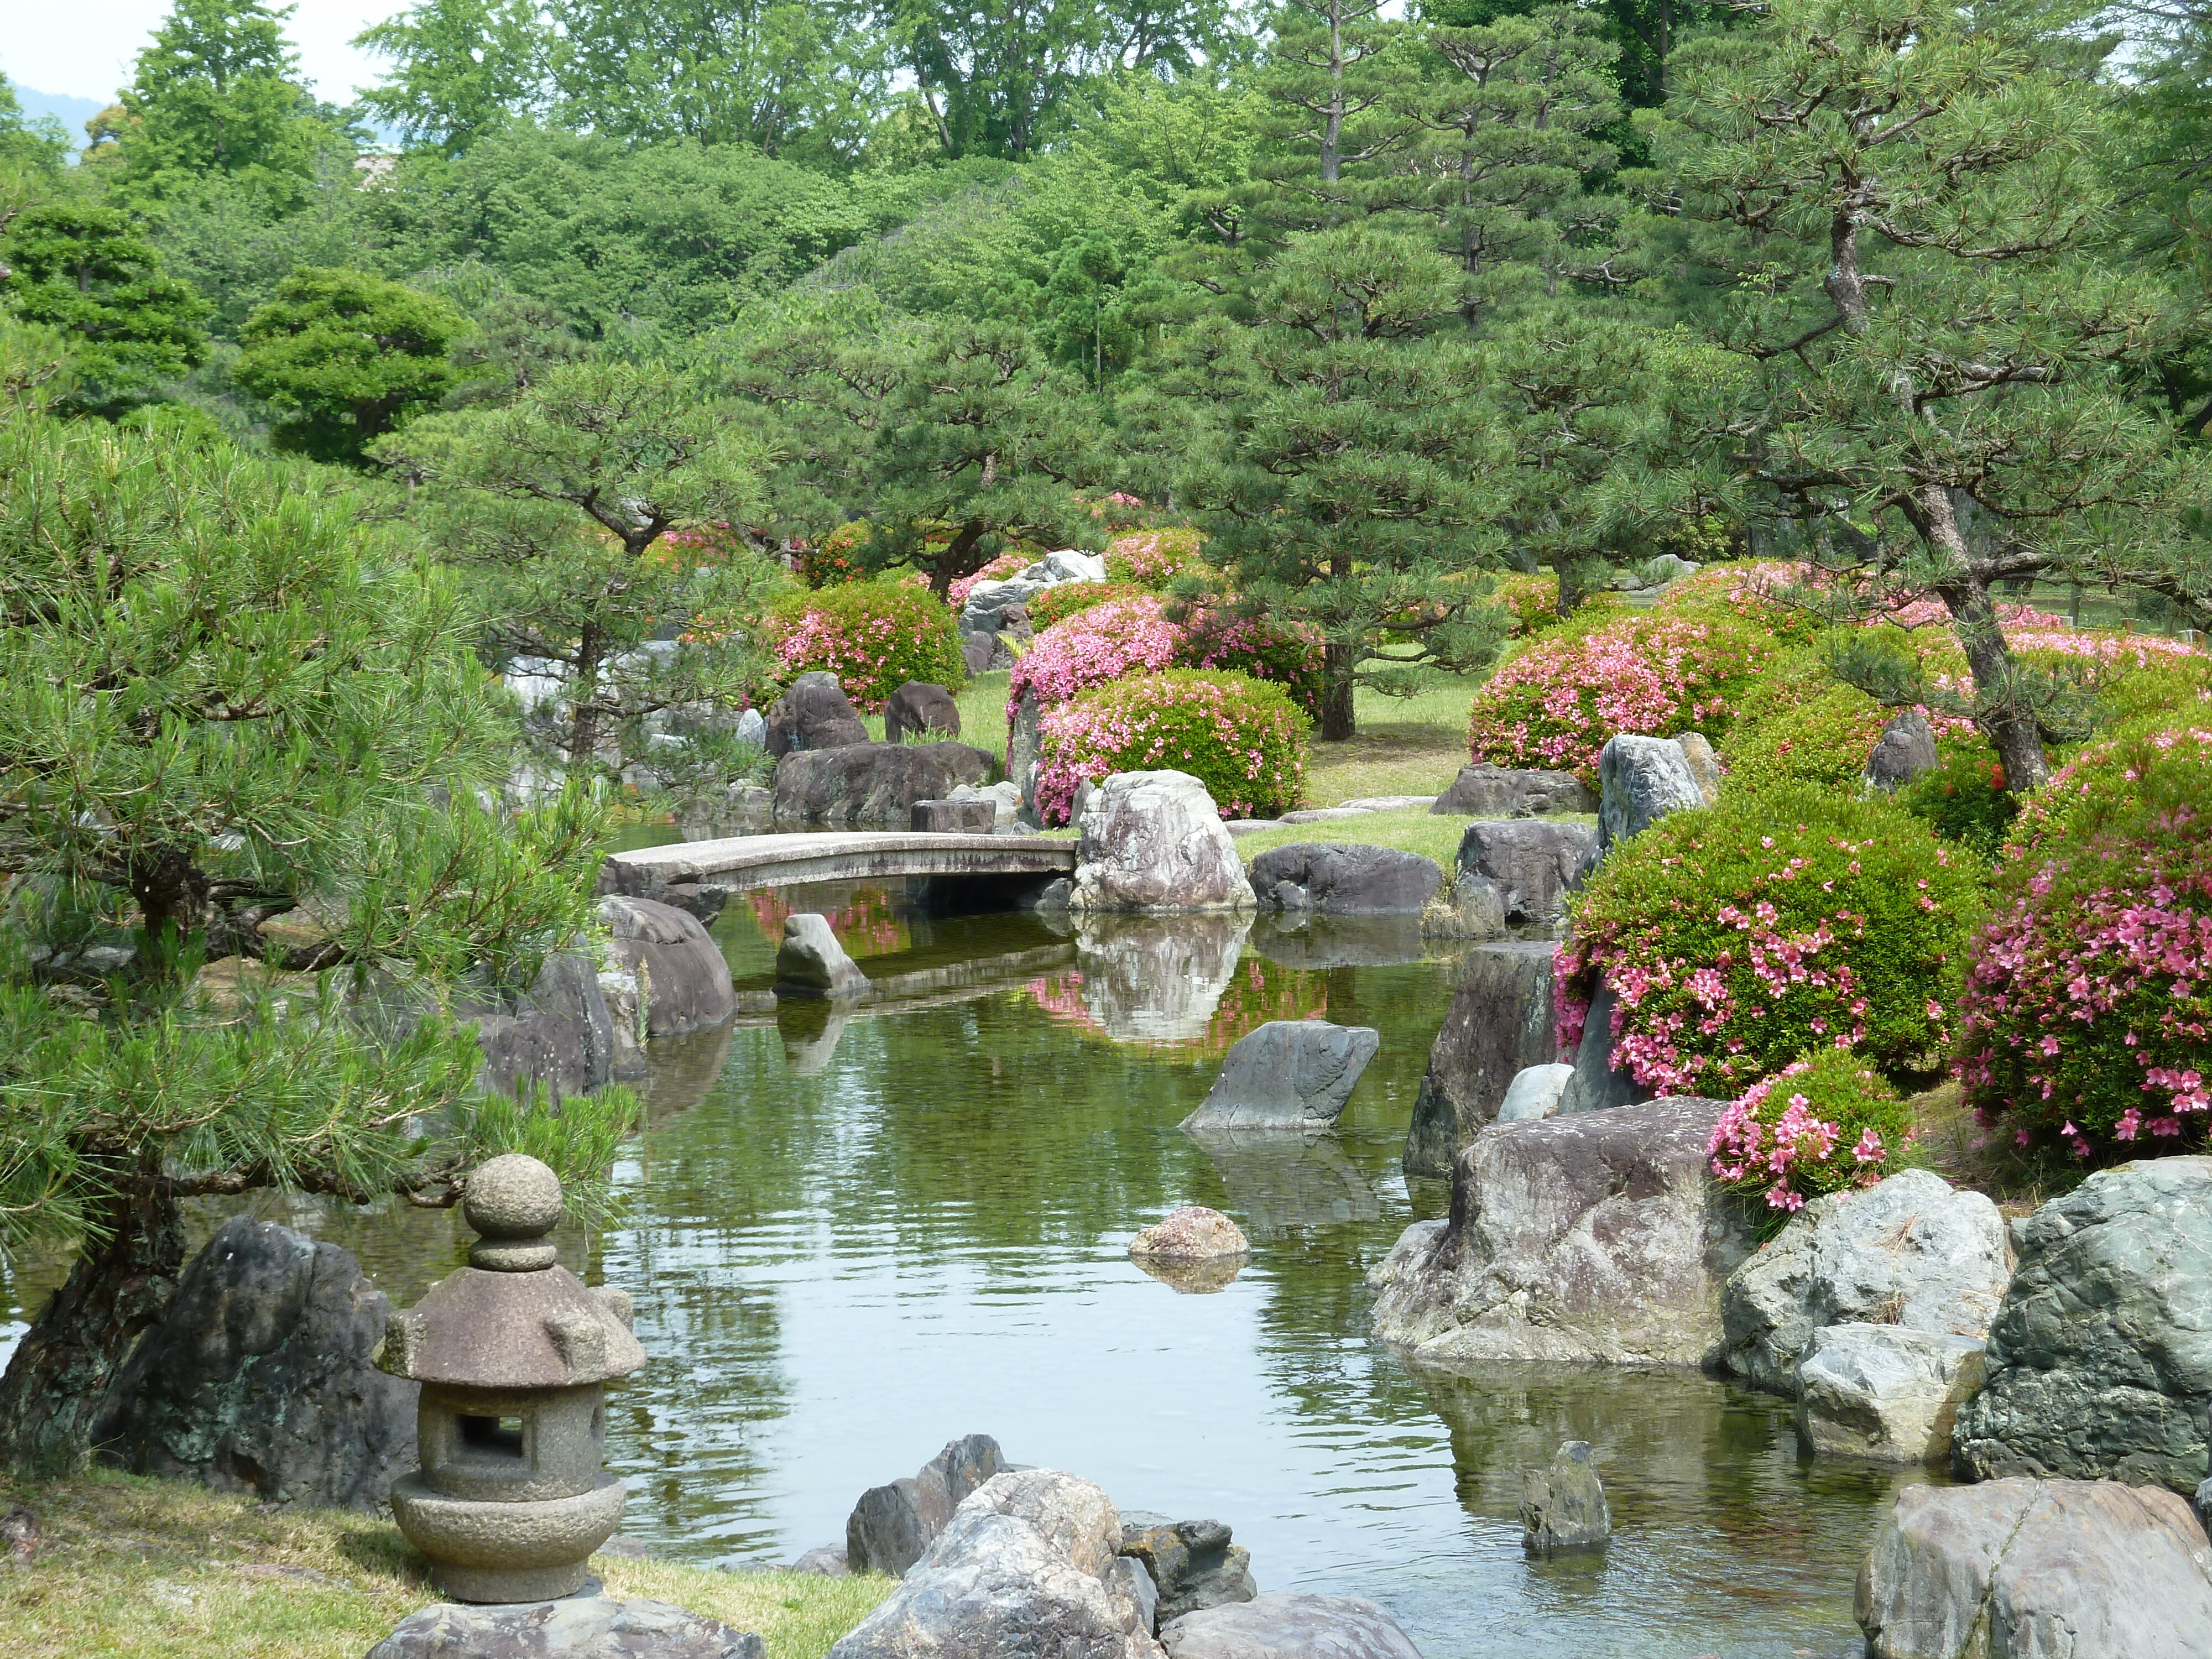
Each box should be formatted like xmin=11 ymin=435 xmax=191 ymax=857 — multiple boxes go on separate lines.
xmin=1180 ymin=1020 xmax=1379 ymax=1133
xmin=1432 ymin=764 xmax=1595 ymax=819
xmin=1402 ymin=942 xmax=1558 ymax=1178
xmin=1796 ymin=1323 xmax=1988 ymax=1464
xmin=1369 ymin=1097 xmax=1752 ymax=1366
xmin=1070 ymin=772 xmax=1253 ymax=914
xmin=961 ymin=551 xmax=1107 ymax=635
xmin=1720 ymin=1167 xmax=2011 ymax=1396
xmin=461 ymin=947 xmax=619 ymax=1098
xmin=833 ymin=1468 xmax=1161 ymax=1659
xmin=1161 ymin=1594 xmax=1422 ymax=1659
xmin=1446 ymin=820 xmax=1598 ymax=932
xmin=774 ymin=740 xmax=995 ymax=828
xmin=597 ymin=895 xmax=735 ymax=1037
xmin=1673 ymin=732 xmax=1723 ymax=804
xmin=764 ymin=671 xmax=869 ymax=757
xmin=1952 ymin=1156 xmax=2212 ymax=1492
xmin=1553 ymin=983 xmax=1650 ymax=1116
xmin=369 ymin=1598 xmax=763 ymax=1659
xmin=1855 ymin=1478 xmax=2212 ymax=1659
xmin=883 ymin=681 xmax=961 ymax=744
xmin=1119 ymin=1515 xmax=1259 ymax=1626
xmin=90 ymin=1218 xmax=416 ymax=1509
xmin=846 ymin=1433 xmax=1010 ymax=1577
xmin=775 ymin=913 xmax=869 ymax=1001
xmin=1596 ymin=734 xmax=1706 ymax=852
xmin=1248 ymin=844 xmax=1442 ymax=915
xmin=1864 ymin=710 xmax=1938 ymax=791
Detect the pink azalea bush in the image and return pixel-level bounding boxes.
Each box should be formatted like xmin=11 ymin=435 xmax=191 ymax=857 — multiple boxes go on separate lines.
xmin=1026 ymin=580 xmax=1152 ymax=632
xmin=1708 ymin=1048 xmax=1916 ymax=1212
xmin=1012 ymin=593 xmax=1326 ymax=721
xmin=1105 ymin=528 xmax=1205 ymax=587
xmin=1467 ymin=611 xmax=1777 ymax=779
xmin=1032 ymin=669 xmax=1309 ymax=826
xmin=1557 ymin=783 xmax=1983 ymax=1098
xmin=769 ymin=578 xmax=965 ymax=712
xmin=1955 ymin=719 xmax=2212 ymax=1163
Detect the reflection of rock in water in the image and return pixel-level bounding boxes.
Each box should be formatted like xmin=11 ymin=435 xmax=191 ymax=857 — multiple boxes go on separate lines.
xmin=776 ymin=998 xmax=849 ymax=1074
xmin=1075 ymin=913 xmax=1252 ymax=1042
xmin=1248 ymin=913 xmax=1428 ymax=969
xmin=1404 ymin=1359 xmax=1932 ymax=1570
xmin=1185 ymin=1129 xmax=1380 ymax=1238
xmin=637 ymin=1019 xmax=736 ymax=1124
xmin=1133 ymin=1253 xmax=1247 ymax=1295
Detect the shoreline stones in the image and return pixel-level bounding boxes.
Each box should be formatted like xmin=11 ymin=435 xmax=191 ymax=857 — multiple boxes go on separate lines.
xmin=1248 ymin=844 xmax=1442 ymax=915
xmin=1856 ymin=1478 xmax=2212 ymax=1659
xmin=1521 ymin=1441 xmax=1610 ymax=1555
xmin=1402 ymin=942 xmax=1558 ymax=1178
xmin=1178 ymin=1021 xmax=1379 ymax=1133
xmin=1435 ymin=820 xmax=1598 ymax=938
xmin=1719 ymin=1168 xmax=2010 ymax=1397
xmin=596 ymin=895 xmax=735 ymax=1037
xmin=1119 ymin=1515 xmax=1259 ymax=1626
xmin=1371 ymin=1097 xmax=1752 ymax=1366
xmin=846 ymin=1433 xmax=1009 ymax=1578
xmin=88 ymin=1217 xmax=416 ymax=1510
xmin=368 ymin=1597 xmax=765 ymax=1659
xmin=1796 ymin=1324 xmax=1987 ymax=1464
xmin=1161 ymin=1594 xmax=1422 ymax=1659
xmin=773 ymin=740 xmax=995 ymax=828
xmin=1952 ymin=1155 xmax=2211 ymax=1491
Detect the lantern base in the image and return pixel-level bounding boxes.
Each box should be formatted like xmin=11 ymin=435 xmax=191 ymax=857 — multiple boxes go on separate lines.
xmin=390 ymin=1471 xmax=625 ymax=1605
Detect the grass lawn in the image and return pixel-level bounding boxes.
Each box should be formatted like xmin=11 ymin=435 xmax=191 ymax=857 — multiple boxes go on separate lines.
xmin=0 ymin=1470 xmax=891 ymax=1659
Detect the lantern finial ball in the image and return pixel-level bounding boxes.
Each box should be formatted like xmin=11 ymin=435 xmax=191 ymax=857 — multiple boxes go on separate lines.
xmin=462 ymin=1153 xmax=564 ymax=1241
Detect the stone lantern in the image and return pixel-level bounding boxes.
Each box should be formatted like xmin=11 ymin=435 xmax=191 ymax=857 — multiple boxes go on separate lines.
xmin=378 ymin=1153 xmax=645 ymax=1603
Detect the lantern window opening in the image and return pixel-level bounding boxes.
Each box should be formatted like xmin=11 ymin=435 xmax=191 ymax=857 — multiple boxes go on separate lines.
xmin=458 ymin=1413 xmax=530 ymax=1462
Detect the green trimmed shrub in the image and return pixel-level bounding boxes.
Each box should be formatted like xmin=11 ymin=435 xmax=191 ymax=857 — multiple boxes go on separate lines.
xmin=1723 ymin=684 xmax=1891 ymax=793
xmin=1900 ymin=742 xmax=2018 ymax=859
xmin=770 ymin=578 xmax=965 ymax=712
xmin=1957 ymin=719 xmax=2212 ymax=1165
xmin=1105 ymin=526 xmax=1205 ymax=586
xmin=1558 ymin=784 xmax=1985 ymax=1099
xmin=1034 ymin=669 xmax=1310 ymax=827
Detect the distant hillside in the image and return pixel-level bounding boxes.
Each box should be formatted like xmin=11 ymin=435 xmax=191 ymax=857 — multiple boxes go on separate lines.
xmin=11 ymin=84 xmax=106 ymax=152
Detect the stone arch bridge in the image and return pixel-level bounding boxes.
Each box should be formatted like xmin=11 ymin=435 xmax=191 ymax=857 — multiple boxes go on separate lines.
xmin=598 ymin=831 xmax=1077 ymax=913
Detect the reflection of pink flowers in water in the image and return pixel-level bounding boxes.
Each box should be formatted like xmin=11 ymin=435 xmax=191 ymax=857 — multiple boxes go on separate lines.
xmin=1022 ymin=958 xmax=1330 ymax=1051
xmin=748 ymin=887 xmax=906 ymax=959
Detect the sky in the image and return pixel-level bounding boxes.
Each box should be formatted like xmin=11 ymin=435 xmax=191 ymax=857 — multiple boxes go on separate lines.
xmin=4 ymin=1 xmax=411 ymax=106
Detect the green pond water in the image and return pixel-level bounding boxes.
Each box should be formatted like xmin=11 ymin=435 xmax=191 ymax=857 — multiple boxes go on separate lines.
xmin=0 ymin=875 xmax=1933 ymax=1658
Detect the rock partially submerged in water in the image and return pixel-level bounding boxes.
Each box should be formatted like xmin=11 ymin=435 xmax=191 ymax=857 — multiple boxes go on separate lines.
xmin=1180 ymin=1021 xmax=1379 ymax=1133
xmin=1520 ymin=1441 xmax=1610 ymax=1555
xmin=1370 ymin=1097 xmax=1752 ymax=1366
xmin=1795 ymin=1323 xmax=1986 ymax=1465
xmin=1856 ymin=1478 xmax=2212 ymax=1659
xmin=774 ymin=914 xmax=868 ymax=1001
xmin=1401 ymin=941 xmax=1558 ymax=1179
xmin=1160 ymin=1593 xmax=1422 ymax=1659
xmin=1129 ymin=1207 xmax=1250 ymax=1264
xmin=1248 ymin=843 xmax=1442 ymax=915
xmin=1720 ymin=1167 xmax=2010 ymax=1397
xmin=1119 ymin=1515 xmax=1259 ymax=1626
xmin=597 ymin=895 xmax=735 ymax=1037
xmin=831 ymin=1469 xmax=1161 ymax=1659
xmin=1071 ymin=771 xmax=1253 ymax=915
xmin=1952 ymin=1156 xmax=2212 ymax=1493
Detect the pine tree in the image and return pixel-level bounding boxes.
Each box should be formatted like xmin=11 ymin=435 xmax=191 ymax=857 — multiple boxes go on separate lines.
xmin=1652 ymin=0 xmax=2211 ymax=790
xmin=0 ymin=204 xmax=210 ymax=411
xmin=0 ymin=410 xmax=625 ymax=1472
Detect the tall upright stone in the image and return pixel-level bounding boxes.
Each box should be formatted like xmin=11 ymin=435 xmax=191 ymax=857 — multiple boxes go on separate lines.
xmin=1403 ymin=942 xmax=1557 ymax=1178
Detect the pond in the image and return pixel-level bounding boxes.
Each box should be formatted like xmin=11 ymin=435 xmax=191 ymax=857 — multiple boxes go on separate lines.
xmin=0 ymin=878 xmax=1931 ymax=1659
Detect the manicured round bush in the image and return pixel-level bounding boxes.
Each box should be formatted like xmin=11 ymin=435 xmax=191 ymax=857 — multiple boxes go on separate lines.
xmin=1468 ymin=611 xmax=1778 ymax=780
xmin=1105 ymin=527 xmax=1204 ymax=587
xmin=1178 ymin=606 xmax=1327 ymax=721
xmin=1557 ymin=784 xmax=1984 ymax=1098
xmin=1900 ymin=743 xmax=2018 ymax=860
xmin=1033 ymin=670 xmax=1310 ymax=827
xmin=1722 ymin=684 xmax=1893 ymax=794
xmin=1956 ymin=719 xmax=2212 ymax=1164
xmin=1026 ymin=580 xmax=1151 ymax=632
xmin=1708 ymin=1048 xmax=1916 ymax=1213
xmin=1011 ymin=594 xmax=1185 ymax=710
xmin=794 ymin=519 xmax=873 ymax=587
xmin=770 ymin=578 xmax=965 ymax=712
xmin=1651 ymin=559 xmax=1831 ymax=646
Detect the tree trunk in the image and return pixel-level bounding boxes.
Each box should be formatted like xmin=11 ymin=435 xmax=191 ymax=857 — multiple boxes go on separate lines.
xmin=568 ymin=625 xmax=604 ymax=770
xmin=1943 ymin=583 xmax=2052 ymax=794
xmin=0 ymin=1186 xmax=184 ymax=1474
xmin=1319 ymin=648 xmax=1357 ymax=741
